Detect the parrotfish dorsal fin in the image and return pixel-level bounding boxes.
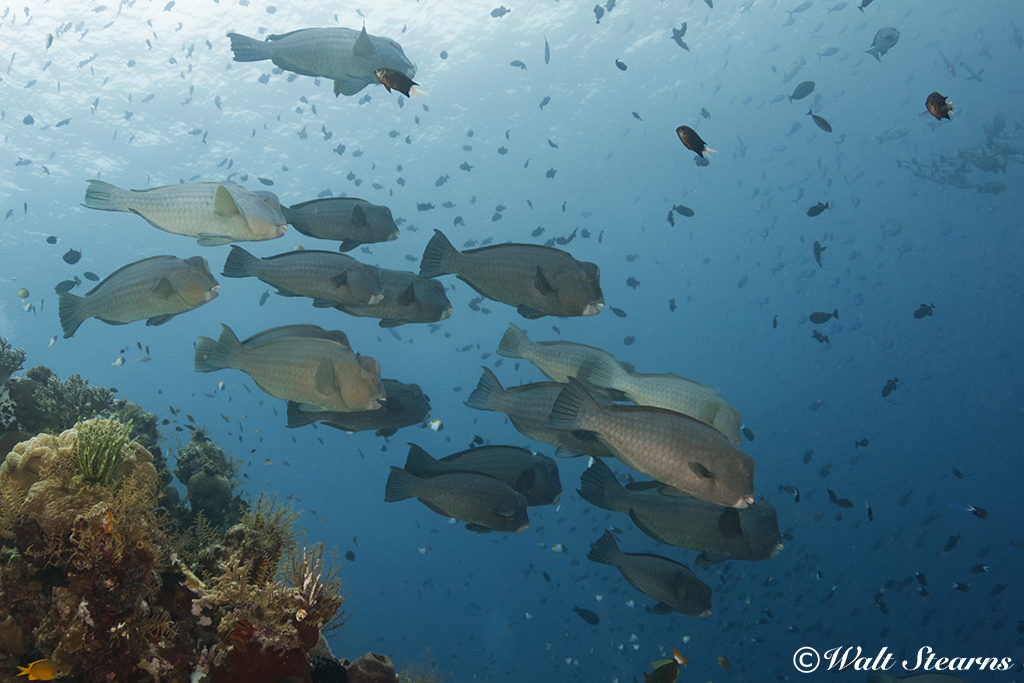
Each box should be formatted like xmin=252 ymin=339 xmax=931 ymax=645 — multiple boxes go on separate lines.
xmin=353 ymin=25 xmax=377 ymax=58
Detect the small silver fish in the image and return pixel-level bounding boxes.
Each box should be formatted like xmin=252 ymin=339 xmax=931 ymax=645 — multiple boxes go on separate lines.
xmin=112 ymin=356 xmax=126 ymax=367
xmin=48 ymin=335 xmax=57 ymax=348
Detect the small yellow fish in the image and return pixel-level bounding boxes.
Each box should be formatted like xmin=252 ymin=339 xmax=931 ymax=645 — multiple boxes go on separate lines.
xmin=17 ymin=658 xmax=64 ymax=680
xmin=429 ymin=419 xmax=444 ymax=432
xmin=718 ymin=655 xmax=732 ymax=670
xmin=17 ymin=288 xmax=29 ymax=299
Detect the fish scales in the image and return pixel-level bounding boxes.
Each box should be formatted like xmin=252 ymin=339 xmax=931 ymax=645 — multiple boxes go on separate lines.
xmin=57 ymin=255 xmax=219 ymax=338
xmin=195 ymin=324 xmax=383 ymax=412
xmin=550 ymin=379 xmax=755 ymax=508
xmin=334 ymin=268 xmax=452 ymax=327
xmin=222 ymin=245 xmax=384 ymax=307
xmin=588 ymin=531 xmax=712 ymax=617
xmin=579 ymin=459 xmax=782 ymax=563
xmin=588 ymin=356 xmax=743 ymax=444
xmin=282 ymin=197 xmax=399 ymax=250
xmin=496 ymin=323 xmax=624 ymax=383
xmin=83 ymin=180 xmax=286 ymax=246
xmin=412 ymin=443 xmax=562 ymax=506
xmin=464 ymin=368 xmax=618 ymax=459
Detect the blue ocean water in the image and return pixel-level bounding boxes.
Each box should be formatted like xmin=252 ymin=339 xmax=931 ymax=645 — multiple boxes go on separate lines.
xmin=2 ymin=0 xmax=1023 ymax=681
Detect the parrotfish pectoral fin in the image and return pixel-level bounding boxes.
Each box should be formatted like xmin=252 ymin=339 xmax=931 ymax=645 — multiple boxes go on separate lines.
xmin=196 ymin=234 xmax=235 ymax=247
xmin=213 ymin=185 xmax=240 ymax=217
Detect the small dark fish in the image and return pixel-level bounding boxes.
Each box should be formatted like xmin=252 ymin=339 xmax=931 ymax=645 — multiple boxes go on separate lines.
xmin=669 ymin=299 xmax=677 ymax=312
xmin=773 ymin=315 xmax=778 ymax=329
xmin=742 ymin=426 xmax=754 ymax=441
xmin=807 ymin=201 xmax=829 ymax=217
xmin=611 ymin=307 xmax=627 ymax=318
xmin=572 ymin=606 xmax=600 ymax=625
xmin=83 ymin=271 xmax=100 ymax=281
xmin=676 ymin=126 xmax=714 ymax=158
xmin=345 ymin=551 xmax=356 ymax=561
xmin=257 ymin=177 xmax=274 ymax=186
xmin=46 ymin=235 xmax=58 ymax=244
xmin=943 ymin=533 xmax=961 ymax=552
xmin=490 ymin=5 xmax=511 ymax=18
xmin=882 ymin=377 xmax=899 ymax=397
xmin=626 ymin=277 xmax=640 ymax=289
xmin=807 ymin=109 xmax=832 ymax=133
xmin=812 ymin=330 xmax=829 ymax=344
xmin=439 ymin=49 xmax=448 ymax=59
xmin=375 ymin=67 xmax=419 ymax=97
xmin=874 ymin=591 xmax=889 ymax=615
xmin=632 ymin=111 xmax=642 ymax=120
xmin=542 ymin=571 xmax=551 ymax=582
xmin=700 ymin=107 xmax=710 ymax=119
xmin=614 ymin=58 xmax=627 ymax=71
xmin=969 ymin=505 xmax=989 ymax=519
xmin=819 ymin=463 xmax=832 ymax=478
xmin=969 ymin=564 xmax=989 ymax=574
xmin=854 ymin=438 xmax=869 ymax=448
xmin=666 ymin=210 xmax=675 ymax=227
xmin=952 ymin=582 xmax=970 ymax=593
xmin=866 ymin=502 xmax=874 ymax=521
xmin=623 ymin=336 xmax=636 ymax=346
xmin=779 ymin=484 xmax=800 ymax=502
xmin=63 ymin=248 xmax=82 ymax=264
xmin=593 ymin=4 xmax=605 ymax=23
xmin=913 ymin=303 xmax=935 ymax=319
xmin=259 ymin=290 xmax=270 ymax=306
xmin=674 ymin=205 xmax=695 ymax=217
xmin=926 ymin=92 xmax=952 ymax=120
xmin=827 ymin=489 xmax=854 ymax=509
xmin=539 ymin=96 xmax=551 ymax=109
xmin=510 ymin=60 xmax=527 ymax=70
xmin=54 ymin=277 xmax=82 ymax=293
xmin=813 ymin=241 xmax=825 ymax=267
xmin=671 ymin=23 xmax=689 ymax=52
xmin=789 ymin=81 xmax=815 ymax=102
xmin=809 ymin=309 xmax=838 ymax=324
xmin=857 ymin=0 xmax=873 ymax=11
xmin=417 ymin=203 xmax=435 ymax=211
xmin=544 ymin=36 xmax=550 ymax=64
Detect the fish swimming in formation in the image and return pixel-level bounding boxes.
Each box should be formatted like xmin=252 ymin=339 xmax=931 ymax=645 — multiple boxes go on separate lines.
xmin=419 ymin=230 xmax=603 ymax=319
xmin=228 ymin=26 xmax=416 ymax=97
xmin=586 ymin=355 xmax=744 ymax=445
xmin=807 ymin=201 xmax=829 ymax=217
xmin=925 ymin=92 xmax=953 ymax=120
xmin=195 ymin=323 xmax=384 ymax=412
xmin=464 ymin=367 xmax=619 ymax=460
xmin=676 ymin=126 xmax=716 ymax=158
xmin=83 ymin=180 xmax=287 ymax=246
xmin=865 ymin=27 xmax=900 ymax=61
xmin=57 ymin=255 xmax=220 ymax=338
xmin=374 ymin=67 xmax=419 ymax=97
xmin=403 ymin=443 xmax=562 ymax=507
xmin=222 ymin=245 xmax=385 ymax=308
xmin=385 ymin=444 xmax=530 ymax=533
xmin=587 ymin=530 xmax=713 ymax=617
xmin=882 ymin=377 xmax=899 ymax=397
xmin=578 ymin=459 xmax=782 ymax=567
xmin=282 ymin=197 xmax=399 ymax=251
xmin=913 ymin=303 xmax=935 ymax=319
xmin=809 ymin=309 xmax=838 ymax=324
xmin=550 ymin=379 xmax=756 ymax=508
xmin=333 ymin=268 xmax=452 ymax=327
xmin=495 ymin=323 xmax=626 ymax=385
xmin=808 ymin=109 xmax=832 ymax=132
xmin=287 ymin=378 xmax=430 ymax=437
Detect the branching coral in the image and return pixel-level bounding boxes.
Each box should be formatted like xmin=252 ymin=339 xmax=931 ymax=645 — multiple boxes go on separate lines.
xmin=0 ymin=337 xmax=25 ymax=386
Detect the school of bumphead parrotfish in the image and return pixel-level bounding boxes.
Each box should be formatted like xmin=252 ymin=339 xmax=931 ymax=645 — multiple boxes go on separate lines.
xmin=9 ymin=0 xmax=1024 ymax=679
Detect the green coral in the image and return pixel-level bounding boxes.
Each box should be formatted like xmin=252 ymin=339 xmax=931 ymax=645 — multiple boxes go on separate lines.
xmin=75 ymin=418 xmax=132 ymax=487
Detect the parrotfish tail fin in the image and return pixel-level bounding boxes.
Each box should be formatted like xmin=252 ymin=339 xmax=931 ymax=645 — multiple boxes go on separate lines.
xmin=82 ymin=179 xmax=120 ymax=212
xmin=384 ymin=465 xmax=417 ymax=502
xmin=285 ymin=401 xmax=315 ymax=429
xmin=865 ymin=48 xmax=881 ymax=62
xmin=194 ymin=324 xmax=241 ymax=373
xmin=57 ymin=291 xmax=85 ymax=338
xmin=832 ymin=308 xmax=839 ymax=319
xmin=496 ymin=323 xmax=530 ymax=359
xmin=587 ymin=355 xmax=625 ymax=391
xmin=586 ymin=529 xmax=621 ymax=565
xmin=403 ymin=443 xmax=447 ymax=478
xmin=549 ymin=377 xmax=598 ymax=431
xmin=418 ymin=229 xmax=457 ymax=278
xmin=464 ymin=366 xmax=505 ymax=411
xmin=577 ymin=458 xmax=624 ymax=508
xmin=221 ymin=244 xmax=260 ymax=278
xmin=226 ymin=32 xmax=271 ymax=62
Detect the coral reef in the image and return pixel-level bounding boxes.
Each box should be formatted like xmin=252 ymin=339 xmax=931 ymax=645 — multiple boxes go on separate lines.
xmin=0 ymin=336 xmax=412 ymax=683
xmin=397 ymin=649 xmax=451 ymax=683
